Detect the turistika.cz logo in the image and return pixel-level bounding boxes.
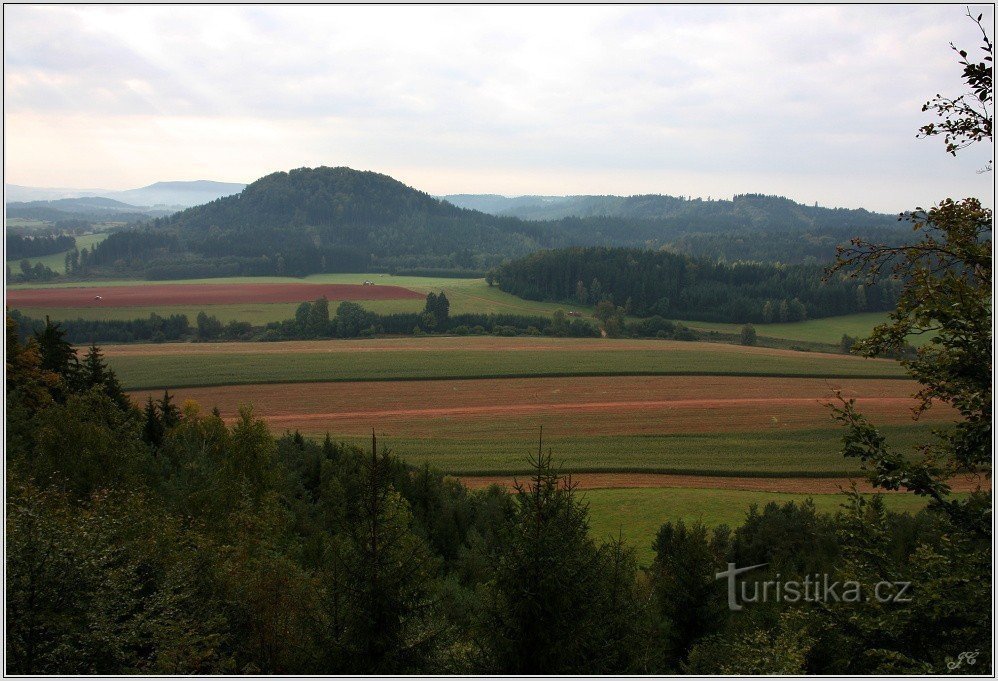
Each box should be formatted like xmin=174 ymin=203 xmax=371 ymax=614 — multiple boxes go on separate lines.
xmin=716 ymin=563 xmax=913 ymax=611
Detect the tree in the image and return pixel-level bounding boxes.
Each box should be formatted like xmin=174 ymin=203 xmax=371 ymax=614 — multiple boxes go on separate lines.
xmin=593 ymin=300 xmax=624 ymax=337
xmin=918 ymin=9 xmax=993 ymax=170
xmin=422 ymin=292 xmax=450 ymax=329
xmin=33 ymin=317 xmax=79 ymax=394
xmin=80 ymin=344 xmax=132 ymax=413
xmin=158 ymin=390 xmax=181 ymax=430
xmin=829 ymin=198 xmax=991 ymax=529
xmin=334 ymin=434 xmax=443 ymax=673
xmin=649 ymin=519 xmax=730 ymax=663
xmin=740 ymin=323 xmax=757 ymax=346
xmin=195 ymin=311 xmax=223 ymax=340
xmin=142 ymin=396 xmax=165 ymax=448
xmin=308 ymin=296 xmax=330 ymax=336
xmin=477 ymin=440 xmax=646 ymax=673
xmin=827 ymin=10 xmax=992 ymax=532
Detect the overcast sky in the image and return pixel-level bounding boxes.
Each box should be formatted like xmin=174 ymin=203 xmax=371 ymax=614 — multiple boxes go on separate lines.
xmin=4 ymin=4 xmax=994 ymax=212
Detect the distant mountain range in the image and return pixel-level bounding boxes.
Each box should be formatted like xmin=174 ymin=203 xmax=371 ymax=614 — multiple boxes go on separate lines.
xmin=5 ymin=180 xmax=246 ymax=210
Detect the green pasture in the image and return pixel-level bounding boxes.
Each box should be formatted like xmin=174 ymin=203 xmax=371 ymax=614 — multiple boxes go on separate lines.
xmin=106 ymin=342 xmax=904 ymax=390
xmin=325 ymin=424 xmax=938 ymax=478
xmin=683 ymin=312 xmax=902 ymax=346
xmin=585 ymin=487 xmax=950 ymax=566
xmin=6 ymin=232 xmax=111 ymax=275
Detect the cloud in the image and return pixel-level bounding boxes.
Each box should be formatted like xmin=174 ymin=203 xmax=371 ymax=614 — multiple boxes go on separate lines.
xmin=3 ymin=4 xmax=993 ymax=211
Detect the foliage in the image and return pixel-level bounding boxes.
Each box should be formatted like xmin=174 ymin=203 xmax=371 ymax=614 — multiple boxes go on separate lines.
xmin=917 ymin=10 xmax=993 ymax=169
xmin=829 ymin=198 xmax=991 ymax=529
xmin=499 ymin=246 xmax=897 ymax=324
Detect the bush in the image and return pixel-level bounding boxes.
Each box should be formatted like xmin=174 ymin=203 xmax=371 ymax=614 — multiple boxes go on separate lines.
xmin=740 ymin=324 xmax=757 ymax=346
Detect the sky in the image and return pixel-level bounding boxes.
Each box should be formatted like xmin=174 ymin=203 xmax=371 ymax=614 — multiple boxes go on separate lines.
xmin=4 ymin=4 xmax=994 ymax=213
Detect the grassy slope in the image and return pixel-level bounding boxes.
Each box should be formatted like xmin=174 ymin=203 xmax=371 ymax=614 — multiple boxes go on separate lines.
xmin=6 ymin=232 xmax=110 ymax=275
xmin=585 ymin=487 xmax=947 ymax=566
xmin=105 ymin=340 xmax=904 ymax=389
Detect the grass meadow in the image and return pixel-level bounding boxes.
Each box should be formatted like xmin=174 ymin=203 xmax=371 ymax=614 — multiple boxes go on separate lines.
xmin=104 ymin=337 xmax=905 ymax=389
xmin=6 ymin=232 xmax=111 ymax=274
xmin=584 ymin=487 xmax=952 ymax=566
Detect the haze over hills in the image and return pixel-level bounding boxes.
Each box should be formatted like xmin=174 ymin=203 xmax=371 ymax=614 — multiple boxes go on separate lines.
xmin=5 ymin=180 xmax=246 ymax=209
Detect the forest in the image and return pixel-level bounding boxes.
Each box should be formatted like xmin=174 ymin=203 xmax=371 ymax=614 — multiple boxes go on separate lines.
xmin=6 ymin=314 xmax=990 ymax=674
xmin=495 ymin=246 xmax=900 ymax=323
xmin=6 ymin=233 xmax=76 ymax=259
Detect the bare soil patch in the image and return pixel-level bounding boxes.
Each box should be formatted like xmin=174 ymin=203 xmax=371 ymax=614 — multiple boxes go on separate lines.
xmin=8 ymin=283 xmax=423 ymax=308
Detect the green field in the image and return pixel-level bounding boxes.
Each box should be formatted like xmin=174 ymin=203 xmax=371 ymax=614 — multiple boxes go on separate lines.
xmin=581 ymin=488 xmax=965 ymax=565
xmin=6 ymin=232 xmax=111 ymax=275
xmin=585 ymin=487 xmax=948 ymax=565
xmin=330 ymin=424 xmax=936 ymax=477
xmin=8 ymin=273 xmax=908 ymax=349
xmin=683 ymin=312 xmax=900 ymax=345
xmin=105 ymin=339 xmax=904 ymax=389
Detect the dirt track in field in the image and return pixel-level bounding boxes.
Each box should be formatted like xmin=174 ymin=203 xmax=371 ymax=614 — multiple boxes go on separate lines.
xmin=128 ymin=375 xmax=946 ymax=437
xmin=456 ymin=472 xmax=990 ymax=494
xmin=7 ymin=283 xmax=423 ymax=308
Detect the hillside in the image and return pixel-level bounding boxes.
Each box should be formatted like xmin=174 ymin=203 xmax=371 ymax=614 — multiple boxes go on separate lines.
xmin=118 ymin=167 xmax=560 ymax=277
xmin=78 ymin=167 xmax=912 ymax=279
xmin=443 ymin=192 xmax=896 ymax=226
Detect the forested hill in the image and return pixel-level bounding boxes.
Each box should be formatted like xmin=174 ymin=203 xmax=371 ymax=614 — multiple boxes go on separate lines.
xmin=82 ymin=167 xmax=909 ymax=279
xmin=496 ymin=246 xmax=900 ymax=324
xmin=125 ymin=167 xmax=558 ymax=277
xmin=443 ymin=192 xmax=896 ymax=226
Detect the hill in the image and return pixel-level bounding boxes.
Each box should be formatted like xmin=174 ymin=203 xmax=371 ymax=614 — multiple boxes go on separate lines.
xmin=99 ymin=167 xmax=559 ymax=278
xmin=5 ymin=180 xmax=245 ymax=209
xmin=443 ymin=192 xmax=896 ymax=225
xmin=114 ymin=180 xmax=246 ymax=208
xmin=6 ymin=197 xmax=174 ymax=223
xmin=78 ymin=167 xmax=912 ymax=279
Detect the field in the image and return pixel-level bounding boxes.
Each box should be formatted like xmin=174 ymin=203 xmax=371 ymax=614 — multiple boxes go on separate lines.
xmin=126 ymin=367 xmax=947 ymax=476
xmin=105 ymin=337 xmax=906 ymax=389
xmin=7 ymin=273 xmax=899 ymax=347
xmin=6 ymin=232 xmax=110 ymax=274
xmin=29 ymin=272 xmax=955 ymax=561
xmin=583 ymin=487 xmax=960 ymax=565
xmin=7 ymin=282 xmax=425 ymax=307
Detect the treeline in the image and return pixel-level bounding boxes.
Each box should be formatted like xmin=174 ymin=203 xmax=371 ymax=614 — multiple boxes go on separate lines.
xmin=6 ymin=316 xmax=990 ymax=674
xmin=257 ymin=294 xmax=599 ymax=341
xmin=9 ymin=310 xmax=191 ymax=344
xmin=496 ymin=247 xmax=900 ymax=324
xmin=7 ymin=234 xmax=75 ymax=259
xmin=7 ymin=260 xmax=60 ymax=284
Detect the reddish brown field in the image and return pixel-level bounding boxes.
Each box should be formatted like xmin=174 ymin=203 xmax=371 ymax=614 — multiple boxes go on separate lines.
xmin=129 ymin=375 xmax=949 ymax=438
xmin=7 ymin=283 xmax=424 ymax=308
xmin=457 ymin=472 xmax=990 ymax=494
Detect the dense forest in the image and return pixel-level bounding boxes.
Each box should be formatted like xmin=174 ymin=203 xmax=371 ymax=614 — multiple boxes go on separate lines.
xmin=72 ymin=167 xmax=909 ymax=279
xmin=6 ymin=317 xmax=990 ymax=674
xmin=7 ymin=233 xmax=75 ymax=259
xmin=443 ymin=192 xmax=899 ymax=225
xmin=495 ymin=247 xmax=899 ymax=323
